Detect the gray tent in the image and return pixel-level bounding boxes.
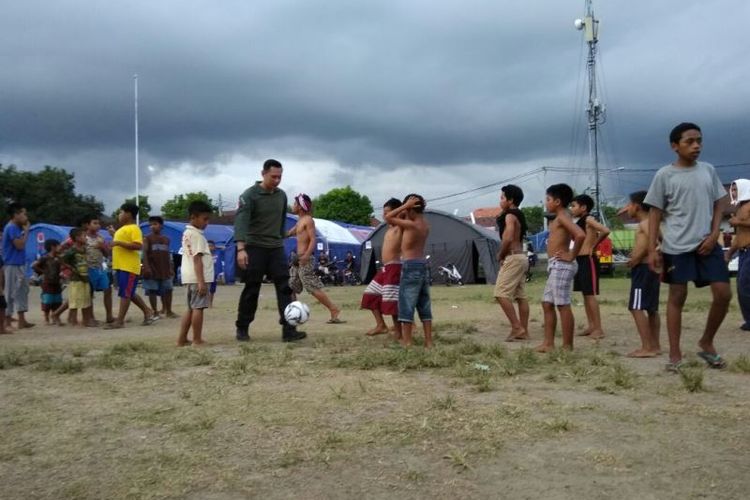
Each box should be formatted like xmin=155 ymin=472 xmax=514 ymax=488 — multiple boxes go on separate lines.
xmin=360 ymin=210 xmax=501 ymax=285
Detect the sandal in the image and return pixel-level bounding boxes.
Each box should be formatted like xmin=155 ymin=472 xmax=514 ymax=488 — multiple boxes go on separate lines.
xmin=326 ymin=318 xmax=346 ymax=324
xmin=697 ymin=351 xmax=727 ymax=369
xmin=665 ymin=360 xmax=685 ymax=373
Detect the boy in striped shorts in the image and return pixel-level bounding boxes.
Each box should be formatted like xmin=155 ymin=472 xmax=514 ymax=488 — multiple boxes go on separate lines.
xmin=621 ymin=191 xmax=661 ymax=357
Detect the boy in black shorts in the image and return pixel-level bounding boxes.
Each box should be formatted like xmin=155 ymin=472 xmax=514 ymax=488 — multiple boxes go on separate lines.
xmin=645 ymin=123 xmax=731 ymax=371
xmin=620 ymin=191 xmax=661 ymax=357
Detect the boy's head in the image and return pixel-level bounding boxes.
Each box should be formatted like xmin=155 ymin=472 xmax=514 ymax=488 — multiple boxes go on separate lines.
xmin=187 ymin=200 xmax=212 ymax=229
xmin=730 ymin=178 xmax=750 ymax=206
xmin=669 ymin=122 xmax=702 ymax=162
xmin=149 ymin=216 xmax=164 ymax=234
xmin=6 ymin=202 xmax=27 ymax=225
xmin=570 ymin=194 xmax=594 ymax=217
xmin=383 ymin=197 xmax=402 ymax=219
xmin=44 ymin=239 xmax=61 ymax=255
xmin=500 ymin=184 xmax=524 ymax=210
xmin=69 ymin=227 xmax=86 ymax=245
xmin=403 ymin=193 xmax=425 ymax=214
xmin=292 ymin=193 xmax=313 ymax=215
xmin=622 ymin=190 xmax=650 ymax=218
xmin=545 ymin=184 xmax=574 ymax=213
xmin=261 ymin=159 xmax=283 ymax=190
xmin=118 ymin=203 xmax=139 ymax=224
xmin=79 ymin=214 xmax=101 ymax=233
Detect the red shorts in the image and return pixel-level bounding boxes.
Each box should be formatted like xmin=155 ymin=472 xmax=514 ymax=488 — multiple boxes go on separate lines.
xmin=361 ymin=262 xmax=401 ymax=316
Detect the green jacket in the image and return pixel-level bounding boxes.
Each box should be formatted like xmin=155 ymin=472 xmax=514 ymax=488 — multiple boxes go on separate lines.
xmin=234 ymin=182 xmax=288 ymax=248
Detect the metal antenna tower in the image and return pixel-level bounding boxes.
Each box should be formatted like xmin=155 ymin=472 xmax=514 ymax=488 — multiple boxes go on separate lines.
xmin=575 ymin=0 xmax=606 ymax=221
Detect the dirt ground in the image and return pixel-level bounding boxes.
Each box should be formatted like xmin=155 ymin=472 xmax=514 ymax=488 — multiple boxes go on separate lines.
xmin=1 ymin=276 xmax=749 ymax=500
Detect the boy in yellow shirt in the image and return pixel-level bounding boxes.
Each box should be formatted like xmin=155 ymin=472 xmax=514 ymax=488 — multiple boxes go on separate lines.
xmin=105 ymin=203 xmax=157 ymax=329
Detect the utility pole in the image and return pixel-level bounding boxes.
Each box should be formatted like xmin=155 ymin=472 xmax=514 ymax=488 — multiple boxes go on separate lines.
xmin=575 ymin=1 xmax=606 ymax=223
xmin=134 ymin=74 xmax=140 ymax=225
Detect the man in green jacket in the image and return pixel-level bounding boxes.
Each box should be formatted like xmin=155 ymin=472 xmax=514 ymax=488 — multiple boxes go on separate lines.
xmin=234 ymin=159 xmax=306 ymax=342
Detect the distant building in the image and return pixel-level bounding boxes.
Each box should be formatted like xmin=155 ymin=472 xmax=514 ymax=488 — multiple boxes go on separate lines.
xmin=468 ymin=207 xmax=501 ymax=229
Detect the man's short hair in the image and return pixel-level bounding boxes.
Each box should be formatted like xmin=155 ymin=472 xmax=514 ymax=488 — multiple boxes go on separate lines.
xmin=501 ymin=185 xmax=524 ymax=206
xmin=188 ymin=200 xmax=213 ymax=216
xmin=120 ymin=203 xmax=139 ymax=219
xmin=629 ymin=190 xmax=651 ymax=212
xmin=546 ymin=184 xmax=574 ymax=207
xmin=78 ymin=213 xmax=100 ymax=226
xmin=403 ymin=193 xmax=426 ymax=214
xmin=149 ymin=216 xmax=164 ymax=225
xmin=44 ymin=239 xmax=60 ymax=253
xmin=572 ymin=194 xmax=594 ymax=213
xmin=6 ymin=202 xmax=24 ymax=218
xmin=669 ymin=122 xmax=701 ymax=144
xmin=263 ymin=159 xmax=283 ymax=171
xmin=69 ymin=227 xmax=84 ymax=240
xmin=383 ymin=198 xmax=402 ymax=211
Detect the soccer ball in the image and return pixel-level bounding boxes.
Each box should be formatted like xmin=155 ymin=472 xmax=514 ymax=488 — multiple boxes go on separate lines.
xmin=284 ymin=301 xmax=310 ymax=326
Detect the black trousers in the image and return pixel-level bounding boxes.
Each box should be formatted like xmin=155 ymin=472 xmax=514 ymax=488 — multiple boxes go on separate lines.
xmin=235 ymin=246 xmax=294 ymax=330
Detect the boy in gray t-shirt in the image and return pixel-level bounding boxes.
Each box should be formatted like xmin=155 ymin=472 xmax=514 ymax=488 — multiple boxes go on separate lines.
xmin=645 ymin=122 xmax=731 ymax=371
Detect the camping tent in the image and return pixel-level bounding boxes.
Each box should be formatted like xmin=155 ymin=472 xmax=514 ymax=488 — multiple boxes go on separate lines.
xmin=359 ymin=210 xmax=501 ymax=285
xmin=334 ymin=221 xmax=375 ymax=243
xmin=25 ymin=223 xmax=112 ymax=276
xmin=528 ymin=230 xmax=549 ymax=253
xmin=140 ymin=222 xmax=237 ymax=283
xmin=283 ymin=215 xmax=363 ymax=264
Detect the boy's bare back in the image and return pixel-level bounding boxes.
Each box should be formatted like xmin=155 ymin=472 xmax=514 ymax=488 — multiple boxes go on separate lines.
xmin=580 ymin=217 xmax=610 ymax=255
xmin=630 ymin=220 xmax=650 ymax=267
xmin=732 ymin=202 xmax=750 ymax=249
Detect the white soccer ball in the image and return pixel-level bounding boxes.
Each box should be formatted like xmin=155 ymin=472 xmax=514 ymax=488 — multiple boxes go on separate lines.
xmin=284 ymin=301 xmax=310 ymax=326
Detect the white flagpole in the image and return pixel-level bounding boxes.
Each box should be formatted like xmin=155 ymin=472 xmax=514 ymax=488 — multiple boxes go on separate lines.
xmin=134 ymin=74 xmax=140 ymax=225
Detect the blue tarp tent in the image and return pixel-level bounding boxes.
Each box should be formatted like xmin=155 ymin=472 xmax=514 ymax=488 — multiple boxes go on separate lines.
xmin=528 ymin=230 xmax=549 ymax=253
xmin=333 ymin=221 xmax=374 ymax=243
xmin=140 ymin=221 xmax=237 ymax=284
xmin=24 ymin=223 xmax=112 ymax=276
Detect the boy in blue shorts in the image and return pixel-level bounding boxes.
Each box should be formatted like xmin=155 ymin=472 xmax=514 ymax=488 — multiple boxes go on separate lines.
xmin=32 ymin=239 xmax=67 ymax=326
xmin=105 ymin=203 xmax=157 ymax=329
xmin=645 ymin=123 xmax=731 ymax=371
xmin=620 ymin=191 xmax=661 ymax=357
xmin=142 ymin=216 xmax=177 ymax=318
xmin=82 ymin=215 xmax=114 ymax=324
xmin=384 ymin=194 xmax=432 ymax=348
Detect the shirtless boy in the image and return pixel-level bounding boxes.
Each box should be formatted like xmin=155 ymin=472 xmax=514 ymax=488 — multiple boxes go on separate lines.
xmin=620 ymin=191 xmax=661 ymax=357
xmin=726 ymin=178 xmax=750 ymax=331
xmin=570 ymin=194 xmax=610 ymax=339
xmin=494 ymin=185 xmax=530 ymax=342
xmin=535 ymin=184 xmax=585 ymax=353
xmin=288 ymin=193 xmax=343 ymax=324
xmin=384 ymin=194 xmax=432 ymax=348
xmin=361 ymin=198 xmax=403 ymax=338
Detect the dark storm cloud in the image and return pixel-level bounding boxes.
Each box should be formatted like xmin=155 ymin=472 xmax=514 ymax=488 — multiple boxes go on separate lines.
xmin=1 ymin=0 xmax=749 ymax=210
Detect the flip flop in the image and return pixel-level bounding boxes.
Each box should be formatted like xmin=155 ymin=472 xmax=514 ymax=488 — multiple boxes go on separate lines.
xmin=327 ymin=318 xmax=346 ymax=324
xmin=142 ymin=316 xmax=159 ymax=326
xmin=697 ymin=351 xmax=727 ymax=369
xmin=665 ymin=360 xmax=684 ymax=373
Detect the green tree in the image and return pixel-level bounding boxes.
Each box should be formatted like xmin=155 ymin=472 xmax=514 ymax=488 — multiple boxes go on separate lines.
xmin=161 ymin=192 xmax=218 ymax=219
xmin=115 ymin=195 xmax=151 ymax=220
xmin=601 ymin=205 xmax=624 ymax=230
xmin=521 ymin=206 xmax=544 ymax=234
xmin=313 ymin=186 xmax=373 ymax=225
xmin=0 ymin=164 xmax=105 ymax=225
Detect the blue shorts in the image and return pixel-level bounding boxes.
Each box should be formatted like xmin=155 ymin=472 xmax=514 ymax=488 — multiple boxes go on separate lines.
xmin=142 ymin=278 xmax=173 ymax=296
xmin=88 ymin=268 xmax=111 ymax=291
xmin=397 ymin=260 xmax=432 ymax=323
xmin=662 ymin=244 xmax=729 ymax=287
xmin=116 ymin=270 xmax=139 ymax=299
xmin=629 ymin=264 xmax=660 ymax=312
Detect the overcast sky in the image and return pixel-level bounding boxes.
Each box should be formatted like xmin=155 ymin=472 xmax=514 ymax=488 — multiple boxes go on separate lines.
xmin=2 ymin=0 xmax=749 ymax=218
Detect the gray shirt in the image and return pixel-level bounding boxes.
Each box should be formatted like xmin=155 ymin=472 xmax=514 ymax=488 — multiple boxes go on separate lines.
xmin=644 ymin=161 xmax=726 ymax=254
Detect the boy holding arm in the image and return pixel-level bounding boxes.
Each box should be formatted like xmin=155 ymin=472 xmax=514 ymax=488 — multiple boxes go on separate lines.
xmin=535 ymin=184 xmax=585 ymax=353
xmin=645 ymin=123 xmax=731 ymax=370
xmin=620 ymin=191 xmax=661 ymax=357
xmin=177 ymin=201 xmax=214 ymax=346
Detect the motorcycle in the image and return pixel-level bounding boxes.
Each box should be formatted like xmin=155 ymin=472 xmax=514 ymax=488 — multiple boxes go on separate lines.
xmin=437 ymin=262 xmax=463 ymax=286
xmin=316 ymin=258 xmax=342 ymax=286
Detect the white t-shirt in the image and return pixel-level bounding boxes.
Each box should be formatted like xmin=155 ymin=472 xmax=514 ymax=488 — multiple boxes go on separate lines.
xmin=181 ymin=225 xmax=214 ymax=284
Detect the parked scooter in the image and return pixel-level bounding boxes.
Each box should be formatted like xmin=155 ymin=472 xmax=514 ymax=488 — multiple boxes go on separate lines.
xmin=437 ymin=262 xmax=463 ymax=286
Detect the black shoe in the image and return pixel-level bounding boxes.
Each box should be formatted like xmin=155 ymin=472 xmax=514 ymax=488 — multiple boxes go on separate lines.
xmin=282 ymin=329 xmax=307 ymax=342
xmin=236 ymin=327 xmax=250 ymax=342
xmin=741 ymin=323 xmax=750 ymax=332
